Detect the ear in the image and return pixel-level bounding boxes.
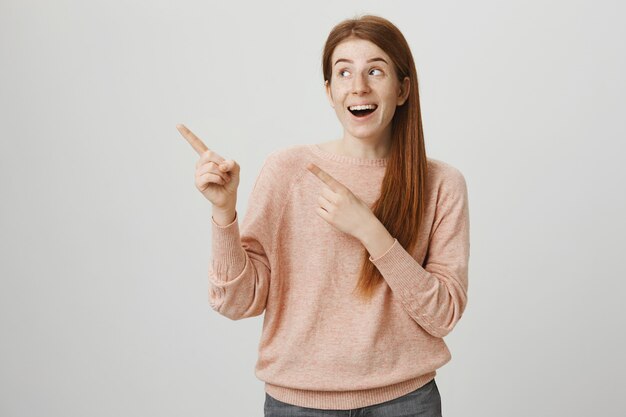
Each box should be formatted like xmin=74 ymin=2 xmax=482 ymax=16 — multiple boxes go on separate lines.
xmin=324 ymin=80 xmax=335 ymax=108
xmin=397 ymin=76 xmax=410 ymax=106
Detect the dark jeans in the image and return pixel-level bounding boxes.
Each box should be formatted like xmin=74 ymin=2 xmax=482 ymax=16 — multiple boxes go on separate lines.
xmin=264 ymin=378 xmax=442 ymax=417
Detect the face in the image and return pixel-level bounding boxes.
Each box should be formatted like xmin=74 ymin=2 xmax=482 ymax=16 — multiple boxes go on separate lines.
xmin=325 ymin=37 xmax=410 ymax=144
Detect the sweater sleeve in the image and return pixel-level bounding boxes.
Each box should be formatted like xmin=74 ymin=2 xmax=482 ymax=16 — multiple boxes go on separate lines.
xmin=207 ymin=153 xmax=282 ymax=320
xmin=369 ymin=168 xmax=470 ymax=338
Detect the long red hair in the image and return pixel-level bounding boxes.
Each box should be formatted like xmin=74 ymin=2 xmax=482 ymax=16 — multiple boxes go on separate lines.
xmin=322 ymin=14 xmax=429 ymax=302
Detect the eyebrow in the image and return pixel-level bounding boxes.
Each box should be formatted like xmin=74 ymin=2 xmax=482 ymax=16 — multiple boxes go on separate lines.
xmin=333 ymin=57 xmax=388 ymax=66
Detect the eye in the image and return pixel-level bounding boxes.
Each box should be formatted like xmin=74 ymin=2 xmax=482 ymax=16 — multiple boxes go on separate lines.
xmin=337 ymin=68 xmax=383 ymax=78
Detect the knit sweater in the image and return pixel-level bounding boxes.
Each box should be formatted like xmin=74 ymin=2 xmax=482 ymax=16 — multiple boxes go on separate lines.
xmin=208 ymin=143 xmax=470 ymax=410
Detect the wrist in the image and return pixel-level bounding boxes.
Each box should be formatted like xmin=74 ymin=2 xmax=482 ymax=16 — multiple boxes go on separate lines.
xmin=358 ymin=216 xmax=395 ymax=260
xmin=357 ymin=215 xmax=383 ymax=245
xmin=212 ymin=205 xmax=236 ymax=226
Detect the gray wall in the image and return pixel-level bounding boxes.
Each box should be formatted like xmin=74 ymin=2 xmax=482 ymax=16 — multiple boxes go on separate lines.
xmin=1 ymin=0 xmax=624 ymax=416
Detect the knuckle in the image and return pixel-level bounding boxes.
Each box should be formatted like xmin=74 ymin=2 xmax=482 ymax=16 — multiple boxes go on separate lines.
xmin=202 ymin=150 xmax=213 ymax=161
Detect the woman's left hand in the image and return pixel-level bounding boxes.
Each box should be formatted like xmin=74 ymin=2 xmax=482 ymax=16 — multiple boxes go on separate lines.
xmin=306 ymin=162 xmax=376 ymax=241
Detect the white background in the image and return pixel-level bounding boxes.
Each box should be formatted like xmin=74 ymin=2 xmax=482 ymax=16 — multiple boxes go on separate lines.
xmin=1 ymin=0 xmax=625 ymax=416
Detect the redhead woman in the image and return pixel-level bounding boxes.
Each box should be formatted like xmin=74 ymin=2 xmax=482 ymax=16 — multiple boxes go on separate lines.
xmin=178 ymin=14 xmax=470 ymax=417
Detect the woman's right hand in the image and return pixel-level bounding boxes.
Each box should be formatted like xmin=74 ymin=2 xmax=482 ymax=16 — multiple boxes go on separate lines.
xmin=177 ymin=124 xmax=240 ymax=209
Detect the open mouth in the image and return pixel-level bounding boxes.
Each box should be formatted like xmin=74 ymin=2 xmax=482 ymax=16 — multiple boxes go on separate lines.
xmin=348 ymin=104 xmax=378 ymax=118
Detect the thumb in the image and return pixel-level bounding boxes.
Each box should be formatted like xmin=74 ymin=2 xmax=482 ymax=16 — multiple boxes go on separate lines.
xmin=219 ymin=160 xmax=240 ymax=176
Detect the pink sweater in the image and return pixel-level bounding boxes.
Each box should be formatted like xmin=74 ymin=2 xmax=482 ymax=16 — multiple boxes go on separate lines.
xmin=208 ymin=143 xmax=470 ymax=410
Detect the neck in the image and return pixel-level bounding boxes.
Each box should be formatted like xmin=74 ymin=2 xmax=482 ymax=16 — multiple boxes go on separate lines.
xmin=340 ymin=131 xmax=392 ymax=159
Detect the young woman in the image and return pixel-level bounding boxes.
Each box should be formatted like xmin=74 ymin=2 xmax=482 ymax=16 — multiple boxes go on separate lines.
xmin=178 ymin=14 xmax=470 ymax=417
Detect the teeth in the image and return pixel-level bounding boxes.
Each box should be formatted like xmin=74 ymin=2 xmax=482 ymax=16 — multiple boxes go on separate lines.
xmin=349 ymin=104 xmax=377 ymax=111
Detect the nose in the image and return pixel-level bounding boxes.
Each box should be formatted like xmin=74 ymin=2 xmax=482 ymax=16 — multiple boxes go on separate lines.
xmin=352 ymin=72 xmax=370 ymax=94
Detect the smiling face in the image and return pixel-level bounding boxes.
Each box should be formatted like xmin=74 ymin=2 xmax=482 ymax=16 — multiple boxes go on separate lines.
xmin=325 ymin=37 xmax=410 ymax=145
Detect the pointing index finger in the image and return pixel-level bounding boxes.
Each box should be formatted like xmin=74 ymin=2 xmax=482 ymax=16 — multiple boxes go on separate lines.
xmin=176 ymin=124 xmax=208 ymax=156
xmin=306 ymin=162 xmax=341 ymax=192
